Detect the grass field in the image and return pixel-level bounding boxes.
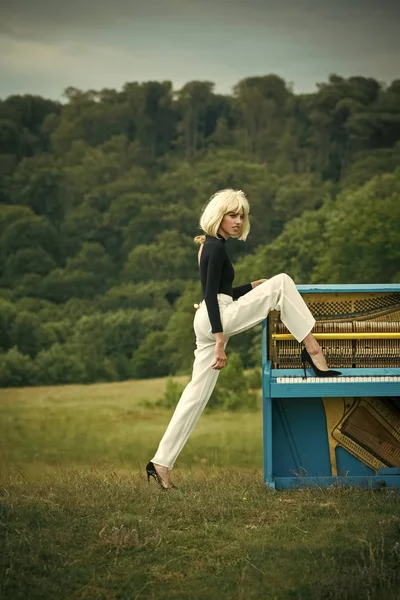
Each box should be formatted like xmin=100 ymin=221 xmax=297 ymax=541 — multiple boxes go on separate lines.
xmin=1 ymin=377 xmax=400 ymax=600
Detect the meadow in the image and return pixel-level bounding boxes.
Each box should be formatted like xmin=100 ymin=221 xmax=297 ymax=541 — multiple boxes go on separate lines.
xmin=1 ymin=377 xmax=399 ymax=600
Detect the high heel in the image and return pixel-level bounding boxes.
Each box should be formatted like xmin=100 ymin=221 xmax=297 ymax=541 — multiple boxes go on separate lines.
xmin=301 ymin=347 xmax=342 ymax=379
xmin=145 ymin=461 xmax=177 ymax=490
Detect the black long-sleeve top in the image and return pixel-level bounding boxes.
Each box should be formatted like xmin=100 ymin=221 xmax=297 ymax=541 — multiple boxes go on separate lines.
xmin=199 ymin=233 xmax=252 ymax=333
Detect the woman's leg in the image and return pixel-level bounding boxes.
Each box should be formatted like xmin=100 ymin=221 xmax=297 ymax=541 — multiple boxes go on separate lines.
xmin=149 ymin=274 xmax=320 ymax=480
xmin=223 ymin=273 xmax=314 ymax=339
xmin=222 ymin=273 xmax=332 ymax=369
xmin=222 ymin=273 xmax=332 ymax=368
xmin=150 ymin=337 xmax=228 ymax=473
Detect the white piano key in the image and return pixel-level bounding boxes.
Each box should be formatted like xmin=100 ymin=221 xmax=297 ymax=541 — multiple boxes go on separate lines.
xmin=274 ymin=375 xmax=400 ymax=384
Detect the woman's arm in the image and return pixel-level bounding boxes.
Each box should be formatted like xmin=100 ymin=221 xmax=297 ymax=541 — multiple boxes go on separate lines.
xmin=232 ymin=279 xmax=268 ymax=299
xmin=204 ymin=244 xmax=226 ymax=336
xmin=251 ymin=279 xmax=268 ymax=288
xmin=232 ymin=283 xmax=253 ymax=299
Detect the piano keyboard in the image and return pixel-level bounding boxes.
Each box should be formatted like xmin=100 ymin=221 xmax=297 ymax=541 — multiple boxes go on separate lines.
xmin=276 ymin=376 xmax=400 ymax=384
xmin=270 ymin=373 xmax=400 ymax=397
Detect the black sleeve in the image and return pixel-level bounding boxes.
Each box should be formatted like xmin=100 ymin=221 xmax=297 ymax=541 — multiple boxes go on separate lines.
xmin=232 ymin=283 xmax=253 ymax=300
xmin=204 ymin=244 xmax=225 ymax=334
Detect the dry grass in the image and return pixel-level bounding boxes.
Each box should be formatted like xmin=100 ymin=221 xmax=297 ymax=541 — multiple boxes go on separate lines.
xmin=1 ymin=377 xmax=399 ymax=599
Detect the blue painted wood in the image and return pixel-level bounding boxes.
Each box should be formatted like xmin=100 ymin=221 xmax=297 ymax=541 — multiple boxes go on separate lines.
xmin=296 ymin=284 xmax=400 ymax=293
xmin=378 ymin=467 xmax=400 ymax=475
xmin=261 ymin=283 xmax=400 ymax=490
xmin=272 ymin=401 xmax=302 ymax=476
xmin=261 ymin=322 xmax=268 ymax=387
xmin=271 ymin=381 xmax=400 ymax=398
xmin=261 ymin=323 xmax=273 ymax=487
xmin=269 ymin=368 xmax=400 ymax=399
xmin=264 ymin=394 xmax=273 ymax=486
xmin=336 ymin=446 xmax=375 ymax=477
xmin=272 ymin=398 xmax=331 ymax=477
xmin=271 ymin=368 xmax=400 ymax=376
xmin=272 ymin=476 xmax=400 ymax=489
xmin=271 ymin=382 xmax=400 ymax=398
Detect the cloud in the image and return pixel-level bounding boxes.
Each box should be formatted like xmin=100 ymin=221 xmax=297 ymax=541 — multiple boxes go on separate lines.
xmin=1 ymin=0 xmax=398 ymax=41
xmin=0 ymin=0 xmax=399 ymax=99
xmin=0 ymin=37 xmax=128 ymax=77
xmin=1 ymin=0 xmax=206 ymax=41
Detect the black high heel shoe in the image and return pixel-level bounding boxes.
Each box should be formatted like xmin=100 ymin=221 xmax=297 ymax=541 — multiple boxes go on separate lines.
xmin=145 ymin=461 xmax=177 ymax=490
xmin=301 ymin=347 xmax=342 ymax=379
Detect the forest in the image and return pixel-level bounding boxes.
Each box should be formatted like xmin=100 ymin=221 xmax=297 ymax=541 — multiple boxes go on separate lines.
xmin=0 ymin=73 xmax=399 ymax=386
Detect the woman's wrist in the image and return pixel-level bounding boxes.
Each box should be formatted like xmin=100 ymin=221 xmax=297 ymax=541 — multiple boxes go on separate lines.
xmin=251 ymin=279 xmax=268 ymax=288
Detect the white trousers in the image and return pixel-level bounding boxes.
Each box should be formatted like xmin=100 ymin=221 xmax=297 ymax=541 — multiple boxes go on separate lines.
xmin=151 ymin=273 xmax=316 ymax=469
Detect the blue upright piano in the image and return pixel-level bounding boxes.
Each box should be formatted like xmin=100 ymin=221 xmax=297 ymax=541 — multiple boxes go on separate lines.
xmin=261 ymin=284 xmax=400 ymax=489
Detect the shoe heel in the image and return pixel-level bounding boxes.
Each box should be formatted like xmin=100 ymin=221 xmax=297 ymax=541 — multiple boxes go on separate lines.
xmin=145 ymin=461 xmax=177 ymax=490
xmin=302 ymin=360 xmax=307 ymax=380
xmin=146 ymin=461 xmax=154 ymax=484
xmin=300 ymin=346 xmax=341 ymax=378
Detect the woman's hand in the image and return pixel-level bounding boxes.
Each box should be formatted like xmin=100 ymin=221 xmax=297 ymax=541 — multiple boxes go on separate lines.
xmin=251 ymin=278 xmax=268 ymax=288
xmin=211 ymin=342 xmax=227 ymax=370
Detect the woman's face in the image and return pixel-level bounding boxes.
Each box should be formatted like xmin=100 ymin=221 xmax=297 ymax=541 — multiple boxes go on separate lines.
xmin=218 ymin=209 xmax=245 ymax=238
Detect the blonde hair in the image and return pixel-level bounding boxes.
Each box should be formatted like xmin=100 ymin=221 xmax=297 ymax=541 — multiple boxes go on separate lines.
xmin=193 ymin=189 xmax=250 ymax=246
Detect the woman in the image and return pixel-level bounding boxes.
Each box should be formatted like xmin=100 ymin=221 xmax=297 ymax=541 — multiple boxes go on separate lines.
xmin=146 ymin=189 xmax=340 ymax=489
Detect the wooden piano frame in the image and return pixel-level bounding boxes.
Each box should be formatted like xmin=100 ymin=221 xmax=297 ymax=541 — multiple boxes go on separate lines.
xmin=261 ymin=284 xmax=400 ymax=489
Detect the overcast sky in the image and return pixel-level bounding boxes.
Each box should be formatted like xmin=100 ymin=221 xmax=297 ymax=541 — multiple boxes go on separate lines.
xmin=0 ymin=0 xmax=399 ymax=100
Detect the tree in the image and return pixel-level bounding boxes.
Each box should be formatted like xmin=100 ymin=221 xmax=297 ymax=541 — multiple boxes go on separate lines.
xmin=1 ymin=73 xmax=400 ymax=387
xmin=233 ymin=200 xmax=333 ymax=284
xmin=176 ymin=81 xmax=216 ymax=158
xmin=0 ymin=214 xmax=60 ymax=282
xmin=313 ymin=171 xmax=400 ymax=283
xmin=131 ymin=331 xmax=172 ymax=378
xmin=1 ymin=247 xmax=56 ymax=286
xmin=50 ymin=88 xmax=130 ymax=151
xmin=234 ymin=75 xmax=291 ymax=159
xmin=208 ymin=352 xmax=257 ymax=411
xmin=59 ymin=205 xmax=104 ymax=257
xmin=10 ymin=156 xmax=66 ymax=224
xmin=0 ymin=299 xmax=16 ymax=351
xmin=0 ymin=347 xmax=37 ymax=387
xmin=39 ymin=269 xmax=105 ymax=303
xmin=10 ymin=311 xmax=48 ymax=358
xmin=66 ymin=243 xmax=114 ymax=280
xmin=0 ymin=94 xmax=60 ymax=162
xmin=35 ymin=343 xmax=87 ymax=384
xmin=122 ymin=230 xmax=194 ymax=283
xmin=98 ymin=281 xmax=174 ymax=311
xmin=123 ymin=80 xmax=177 ymax=158
xmin=341 ymin=142 xmax=400 ymax=187
xmin=163 ymin=281 xmax=201 ymax=373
